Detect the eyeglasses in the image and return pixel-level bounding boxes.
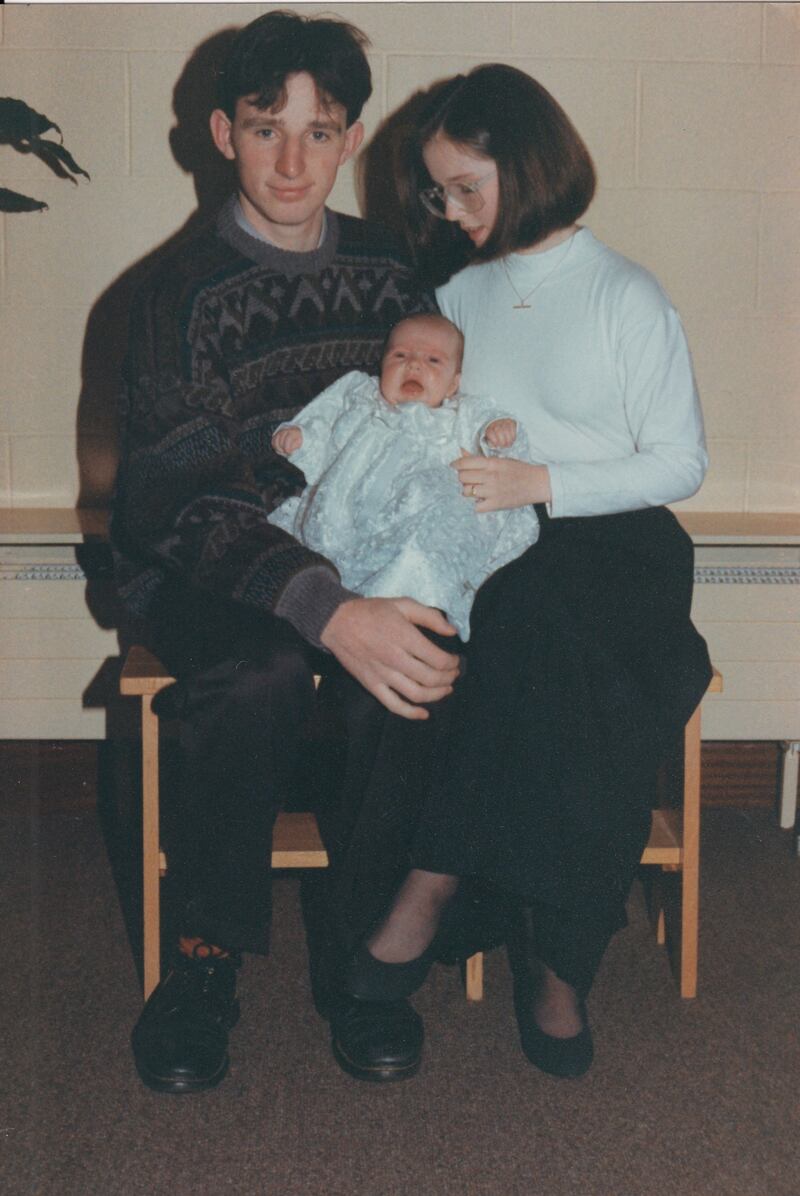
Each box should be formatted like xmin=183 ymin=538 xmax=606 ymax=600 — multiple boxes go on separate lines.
xmin=418 ymin=170 xmax=496 ymax=219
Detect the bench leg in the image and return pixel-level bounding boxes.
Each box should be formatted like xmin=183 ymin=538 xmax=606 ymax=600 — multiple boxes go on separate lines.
xmin=141 ymin=694 xmax=161 ymax=1000
xmin=465 ymin=952 xmax=483 ymax=1001
xmin=656 ymin=900 xmax=666 ymax=946
xmin=646 ymin=868 xmax=666 ymax=945
xmin=680 ymin=703 xmax=701 ymax=999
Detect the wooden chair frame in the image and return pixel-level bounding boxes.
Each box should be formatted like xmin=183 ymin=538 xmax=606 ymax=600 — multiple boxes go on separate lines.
xmin=121 ymin=647 xmax=720 ymax=1002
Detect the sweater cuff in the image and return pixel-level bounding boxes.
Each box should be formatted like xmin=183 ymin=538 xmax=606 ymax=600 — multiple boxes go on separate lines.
xmin=274 ymin=566 xmax=358 ymax=650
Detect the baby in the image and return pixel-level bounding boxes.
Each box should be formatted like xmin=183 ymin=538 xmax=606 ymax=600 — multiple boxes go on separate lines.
xmin=268 ymin=314 xmax=539 ymax=640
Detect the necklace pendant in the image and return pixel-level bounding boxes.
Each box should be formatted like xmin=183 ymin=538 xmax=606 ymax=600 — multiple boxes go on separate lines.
xmin=513 ymin=300 xmax=531 ymax=309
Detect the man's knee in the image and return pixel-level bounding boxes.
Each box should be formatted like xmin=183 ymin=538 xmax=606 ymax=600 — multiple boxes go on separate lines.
xmin=173 ymin=647 xmax=317 ymax=741
xmin=219 ymin=647 xmax=317 ymax=715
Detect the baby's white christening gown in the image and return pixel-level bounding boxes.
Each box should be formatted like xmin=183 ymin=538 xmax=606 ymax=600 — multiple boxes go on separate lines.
xmin=267 ymin=371 xmax=539 ymax=640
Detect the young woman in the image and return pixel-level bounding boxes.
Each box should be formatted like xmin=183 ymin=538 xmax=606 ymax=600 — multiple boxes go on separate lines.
xmin=335 ymin=63 xmax=712 ymax=1080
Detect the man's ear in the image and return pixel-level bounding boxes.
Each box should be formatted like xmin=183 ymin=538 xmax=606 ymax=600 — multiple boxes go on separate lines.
xmin=210 ymin=108 xmax=236 ymax=161
xmin=339 ymin=120 xmax=365 ymax=166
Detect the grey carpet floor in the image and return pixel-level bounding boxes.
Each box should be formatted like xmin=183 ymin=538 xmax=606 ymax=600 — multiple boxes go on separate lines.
xmin=3 ymin=795 xmax=799 ymax=1196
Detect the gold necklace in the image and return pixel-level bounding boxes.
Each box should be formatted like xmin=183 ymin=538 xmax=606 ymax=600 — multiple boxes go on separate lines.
xmin=500 ymin=234 xmax=576 ymax=310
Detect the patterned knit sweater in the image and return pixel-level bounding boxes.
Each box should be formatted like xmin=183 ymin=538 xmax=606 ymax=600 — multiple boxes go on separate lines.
xmin=112 ymin=197 xmax=433 ymax=645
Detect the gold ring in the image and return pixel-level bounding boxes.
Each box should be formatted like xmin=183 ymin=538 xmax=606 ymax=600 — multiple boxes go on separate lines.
xmin=470 ymin=483 xmax=478 ymax=497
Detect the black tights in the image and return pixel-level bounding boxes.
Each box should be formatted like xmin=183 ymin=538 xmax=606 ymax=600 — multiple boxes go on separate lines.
xmin=365 ymin=868 xmax=459 ymax=961
xmin=361 ymin=870 xmax=582 ymax=1035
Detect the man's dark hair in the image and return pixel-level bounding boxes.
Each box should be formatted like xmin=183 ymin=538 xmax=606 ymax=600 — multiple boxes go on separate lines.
xmin=399 ymin=63 xmax=596 ymax=284
xmin=216 ymin=9 xmax=372 ymax=126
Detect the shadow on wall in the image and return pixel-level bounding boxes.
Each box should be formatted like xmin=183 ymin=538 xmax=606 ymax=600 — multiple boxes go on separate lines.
xmin=356 ymin=94 xmax=419 ymax=236
xmin=76 ymin=28 xmax=238 ymax=510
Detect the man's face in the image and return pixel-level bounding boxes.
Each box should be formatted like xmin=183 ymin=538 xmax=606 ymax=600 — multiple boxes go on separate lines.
xmin=380 ymin=319 xmax=462 ymax=409
xmin=210 ymin=72 xmax=363 ymax=251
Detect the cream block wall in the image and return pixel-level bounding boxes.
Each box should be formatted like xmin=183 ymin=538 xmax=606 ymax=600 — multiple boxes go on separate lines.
xmin=0 ymin=2 xmax=798 ymax=513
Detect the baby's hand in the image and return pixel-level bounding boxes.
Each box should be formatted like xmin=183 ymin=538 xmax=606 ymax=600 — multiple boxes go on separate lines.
xmin=484 ymin=418 xmax=517 ymax=449
xmin=272 ymin=426 xmax=303 ymax=456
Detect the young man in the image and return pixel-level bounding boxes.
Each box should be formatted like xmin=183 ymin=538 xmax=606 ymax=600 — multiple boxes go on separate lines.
xmin=112 ymin=11 xmax=459 ymax=1093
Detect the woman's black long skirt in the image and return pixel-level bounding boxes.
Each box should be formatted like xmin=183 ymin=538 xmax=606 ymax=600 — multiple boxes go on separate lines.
xmin=324 ymin=505 xmax=712 ymax=996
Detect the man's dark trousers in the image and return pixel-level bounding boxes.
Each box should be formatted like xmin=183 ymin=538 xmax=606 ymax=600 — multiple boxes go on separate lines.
xmin=144 ymin=581 xmax=457 ymax=962
xmin=147 ymin=581 xmax=326 ymax=956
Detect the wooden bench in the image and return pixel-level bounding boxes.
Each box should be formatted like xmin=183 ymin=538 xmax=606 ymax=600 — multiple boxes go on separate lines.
xmin=121 ymin=645 xmax=721 ymax=1003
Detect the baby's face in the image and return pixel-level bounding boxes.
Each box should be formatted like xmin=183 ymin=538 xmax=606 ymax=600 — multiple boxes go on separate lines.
xmin=380 ymin=320 xmax=461 ymax=409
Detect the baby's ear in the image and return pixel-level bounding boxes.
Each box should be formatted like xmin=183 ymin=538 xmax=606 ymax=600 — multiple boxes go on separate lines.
xmin=447 ymin=372 xmax=461 ymax=398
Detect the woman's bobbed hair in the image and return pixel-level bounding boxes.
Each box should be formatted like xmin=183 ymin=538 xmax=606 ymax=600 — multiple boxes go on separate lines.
xmin=398 ymin=64 xmax=596 ymax=286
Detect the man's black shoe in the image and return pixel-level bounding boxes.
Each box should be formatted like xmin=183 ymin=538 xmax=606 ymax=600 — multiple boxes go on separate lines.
xmin=329 ymin=994 xmax=423 ymax=1083
xmin=131 ymin=951 xmax=241 ymax=1094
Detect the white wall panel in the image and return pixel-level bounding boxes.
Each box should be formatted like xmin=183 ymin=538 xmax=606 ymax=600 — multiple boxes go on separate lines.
xmin=0 ymin=699 xmax=108 ymax=740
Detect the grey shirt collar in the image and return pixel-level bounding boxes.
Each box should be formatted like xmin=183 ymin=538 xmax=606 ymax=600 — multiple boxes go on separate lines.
xmin=216 ymin=194 xmax=339 ymax=275
xmin=233 ymin=199 xmax=327 ymax=250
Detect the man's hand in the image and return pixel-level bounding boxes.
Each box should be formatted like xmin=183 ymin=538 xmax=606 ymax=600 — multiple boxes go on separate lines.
xmin=320 ymin=596 xmax=460 ymax=720
xmin=453 ymin=450 xmax=552 ymax=512
xmin=484 ymin=418 xmax=518 ymax=448
xmin=272 ymin=426 xmax=303 ymax=456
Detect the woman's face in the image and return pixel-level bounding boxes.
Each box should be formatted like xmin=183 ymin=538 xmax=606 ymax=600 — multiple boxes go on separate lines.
xmin=422 ymin=135 xmax=499 ymax=249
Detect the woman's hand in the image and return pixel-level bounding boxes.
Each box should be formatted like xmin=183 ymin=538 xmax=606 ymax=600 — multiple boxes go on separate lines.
xmin=452 ymin=450 xmax=552 ymax=512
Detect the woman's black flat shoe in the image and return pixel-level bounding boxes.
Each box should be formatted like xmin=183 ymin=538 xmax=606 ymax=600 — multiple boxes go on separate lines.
xmin=346 ymin=939 xmax=439 ymax=1001
xmin=513 ymin=987 xmax=594 ymax=1078
xmin=347 ymin=895 xmax=464 ymax=1001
